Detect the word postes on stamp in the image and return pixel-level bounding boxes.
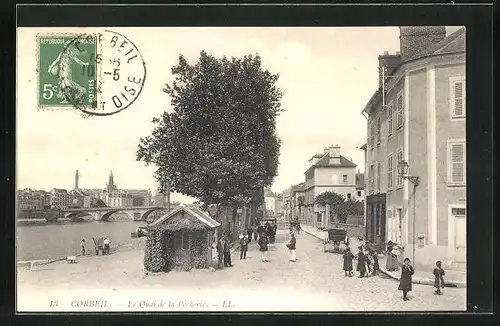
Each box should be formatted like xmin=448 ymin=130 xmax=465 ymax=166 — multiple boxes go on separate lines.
xmin=38 ymin=34 xmax=99 ymax=110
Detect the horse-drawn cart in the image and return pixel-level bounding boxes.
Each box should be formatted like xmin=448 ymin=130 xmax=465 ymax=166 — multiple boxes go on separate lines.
xmin=323 ymin=228 xmax=349 ymax=253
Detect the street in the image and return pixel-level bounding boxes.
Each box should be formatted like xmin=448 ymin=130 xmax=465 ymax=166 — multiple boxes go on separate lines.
xmin=17 ymin=225 xmax=466 ymax=311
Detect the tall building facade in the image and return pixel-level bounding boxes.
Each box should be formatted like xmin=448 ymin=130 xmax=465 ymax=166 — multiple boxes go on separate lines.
xmin=302 ymin=145 xmax=359 ymax=226
xmin=50 ymin=188 xmax=70 ymax=209
xmin=362 ymin=26 xmax=466 ymax=270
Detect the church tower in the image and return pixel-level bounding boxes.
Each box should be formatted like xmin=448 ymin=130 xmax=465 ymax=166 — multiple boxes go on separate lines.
xmin=106 ymin=170 xmax=117 ymax=193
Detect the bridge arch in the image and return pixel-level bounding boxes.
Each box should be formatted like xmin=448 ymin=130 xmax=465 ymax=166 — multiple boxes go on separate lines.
xmin=100 ymin=210 xmax=135 ymax=222
xmin=63 ymin=211 xmax=93 ymax=221
xmin=140 ymin=208 xmax=168 ymax=222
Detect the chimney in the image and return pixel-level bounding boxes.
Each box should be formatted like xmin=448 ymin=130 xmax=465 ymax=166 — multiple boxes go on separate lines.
xmin=378 ymin=52 xmax=402 ymax=89
xmin=328 ymin=145 xmax=341 ymax=165
xmin=75 ymin=170 xmax=79 ymax=190
xmin=399 ymin=26 xmax=446 ymax=61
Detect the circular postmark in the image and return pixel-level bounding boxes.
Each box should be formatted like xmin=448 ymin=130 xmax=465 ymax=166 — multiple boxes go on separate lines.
xmin=58 ymin=30 xmax=146 ymax=117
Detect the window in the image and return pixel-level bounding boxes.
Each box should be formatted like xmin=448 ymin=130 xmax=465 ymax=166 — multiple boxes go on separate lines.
xmin=347 ymin=193 xmax=352 ymax=200
xmin=317 ymin=212 xmax=322 ymax=223
xmin=357 ymin=190 xmax=362 ymax=197
xmin=448 ymin=140 xmax=466 ymax=185
xmin=368 ymin=123 xmax=372 ymax=149
xmin=376 ymin=117 xmax=381 ymax=144
xmin=182 ymin=231 xmax=190 ymax=250
xmin=387 ymin=100 xmax=394 ymax=136
xmin=387 ymin=154 xmax=393 ymax=189
xmin=342 ymin=174 xmax=348 ymax=184
xmin=396 ymin=92 xmax=403 ymax=129
xmin=376 ymin=162 xmax=381 ymax=193
xmin=451 ymin=207 xmax=466 ymax=216
xmin=369 ymin=164 xmax=375 ymax=194
xmin=450 ymin=77 xmax=466 ymax=118
xmin=396 ymin=149 xmax=403 ymax=187
xmin=370 ymin=122 xmax=375 ymax=150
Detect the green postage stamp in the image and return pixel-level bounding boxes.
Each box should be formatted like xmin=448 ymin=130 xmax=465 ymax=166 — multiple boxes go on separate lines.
xmin=37 ymin=34 xmax=99 ymax=110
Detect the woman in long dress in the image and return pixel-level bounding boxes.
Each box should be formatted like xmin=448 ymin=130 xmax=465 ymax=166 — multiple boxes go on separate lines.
xmin=48 ymin=43 xmax=89 ymax=104
xmin=356 ymin=246 xmax=367 ymax=278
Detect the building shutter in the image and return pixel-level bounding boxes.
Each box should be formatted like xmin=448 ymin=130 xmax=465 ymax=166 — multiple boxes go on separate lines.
xmin=450 ymin=142 xmax=465 ymax=183
xmin=387 ymin=156 xmax=393 ymax=189
xmin=377 ymin=117 xmax=381 ymax=144
xmin=453 ymin=79 xmax=466 ymax=117
xmin=388 ymin=102 xmax=393 ymax=135
xmin=397 ymin=94 xmax=403 ymax=128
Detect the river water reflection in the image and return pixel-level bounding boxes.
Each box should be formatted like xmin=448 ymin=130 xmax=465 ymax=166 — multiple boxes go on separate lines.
xmin=16 ymin=218 xmax=146 ymax=261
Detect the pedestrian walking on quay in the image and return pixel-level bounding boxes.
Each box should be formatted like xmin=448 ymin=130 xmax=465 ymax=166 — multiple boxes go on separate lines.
xmin=296 ymin=221 xmax=301 ymax=234
xmin=287 ymin=233 xmax=297 ymax=262
xmin=216 ymin=237 xmax=224 ymax=269
xmin=223 ymin=238 xmax=233 ymax=267
xmin=247 ymin=228 xmax=253 ymax=243
xmin=258 ymin=235 xmax=269 ymax=262
xmin=398 ymin=258 xmax=415 ymax=301
xmin=257 ymin=224 xmax=265 ymax=240
xmin=433 ymin=260 xmax=445 ymax=295
xmin=240 ymin=234 xmax=249 ymax=260
xmin=365 ymin=252 xmax=372 ymax=276
xmin=356 ymin=246 xmax=367 ymax=278
xmin=253 ymin=224 xmax=258 ymax=241
xmin=371 ymin=250 xmax=380 ymax=276
xmin=80 ymin=239 xmax=86 ymax=256
xmin=271 ymin=223 xmax=278 ymax=244
xmin=103 ymin=237 xmax=111 ymax=255
xmin=342 ymin=247 xmax=354 ymax=277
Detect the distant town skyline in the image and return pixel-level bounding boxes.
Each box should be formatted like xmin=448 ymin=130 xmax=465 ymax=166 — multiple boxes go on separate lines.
xmin=17 ymin=26 xmax=461 ymax=200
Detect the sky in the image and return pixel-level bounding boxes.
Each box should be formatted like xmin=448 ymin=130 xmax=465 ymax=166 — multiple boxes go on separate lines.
xmin=17 ymin=27 xmax=460 ymax=203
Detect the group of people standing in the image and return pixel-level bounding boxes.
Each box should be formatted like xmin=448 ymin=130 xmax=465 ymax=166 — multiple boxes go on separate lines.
xmin=342 ymin=246 xmax=380 ymax=278
xmin=215 ymin=221 xmax=279 ymax=268
xmin=215 ymin=236 xmax=234 ymax=269
xmin=79 ymin=237 xmax=111 ymax=256
xmin=342 ymin=244 xmax=447 ymax=301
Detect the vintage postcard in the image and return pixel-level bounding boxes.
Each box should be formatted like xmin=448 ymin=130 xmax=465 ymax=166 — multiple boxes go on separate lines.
xmin=16 ymin=26 xmax=466 ymax=312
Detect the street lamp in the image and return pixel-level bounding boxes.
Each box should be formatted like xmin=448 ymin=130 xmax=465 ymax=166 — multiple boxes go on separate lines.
xmin=397 ymin=160 xmax=419 ymax=265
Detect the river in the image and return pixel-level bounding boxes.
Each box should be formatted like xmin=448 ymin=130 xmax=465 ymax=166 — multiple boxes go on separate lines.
xmin=16 ymin=216 xmax=147 ymax=261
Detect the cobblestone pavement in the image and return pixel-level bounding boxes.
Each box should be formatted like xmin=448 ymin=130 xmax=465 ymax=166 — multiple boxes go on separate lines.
xmin=18 ymin=227 xmax=466 ymax=311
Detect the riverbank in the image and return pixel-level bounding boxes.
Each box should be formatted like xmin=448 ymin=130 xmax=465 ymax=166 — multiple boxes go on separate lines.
xmin=17 ymin=218 xmax=49 ymax=225
xmin=16 ymin=219 xmax=144 ymax=261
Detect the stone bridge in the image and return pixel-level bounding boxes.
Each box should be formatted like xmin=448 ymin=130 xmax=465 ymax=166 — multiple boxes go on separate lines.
xmin=60 ymin=206 xmax=167 ymax=222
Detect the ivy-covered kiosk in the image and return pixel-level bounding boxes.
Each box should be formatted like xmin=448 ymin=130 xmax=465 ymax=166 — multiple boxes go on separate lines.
xmin=143 ymin=205 xmax=221 ymax=273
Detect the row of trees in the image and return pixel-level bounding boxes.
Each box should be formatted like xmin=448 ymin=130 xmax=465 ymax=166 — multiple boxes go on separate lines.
xmin=137 ymin=51 xmax=283 ymax=222
xmin=297 ymin=191 xmax=364 ymax=224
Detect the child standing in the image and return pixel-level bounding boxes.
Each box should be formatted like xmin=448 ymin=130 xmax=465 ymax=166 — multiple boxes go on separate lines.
xmin=433 ymin=261 xmax=445 ymax=295
xmin=80 ymin=239 xmax=85 ymax=256
xmin=398 ymin=258 xmax=415 ymax=301
xmin=342 ymin=247 xmax=354 ymax=277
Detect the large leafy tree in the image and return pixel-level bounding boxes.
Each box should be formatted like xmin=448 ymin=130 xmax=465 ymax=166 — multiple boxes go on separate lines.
xmin=314 ymin=191 xmax=364 ymax=223
xmin=137 ymin=51 xmax=283 ymax=218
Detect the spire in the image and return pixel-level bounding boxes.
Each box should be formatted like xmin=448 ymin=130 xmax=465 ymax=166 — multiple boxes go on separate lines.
xmin=109 ymin=170 xmax=114 ymax=186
